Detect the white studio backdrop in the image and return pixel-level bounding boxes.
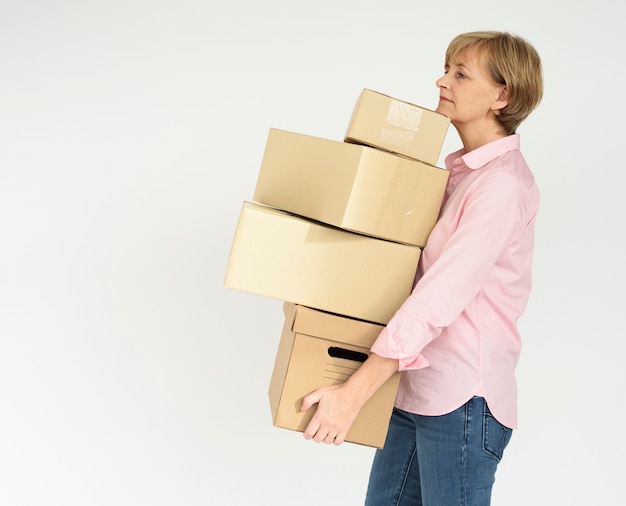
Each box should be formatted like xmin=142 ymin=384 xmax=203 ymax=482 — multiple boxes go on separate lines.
xmin=0 ymin=1 xmax=623 ymax=504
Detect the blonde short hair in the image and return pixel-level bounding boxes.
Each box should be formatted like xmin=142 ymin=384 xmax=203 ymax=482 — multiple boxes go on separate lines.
xmin=445 ymin=31 xmax=543 ymax=134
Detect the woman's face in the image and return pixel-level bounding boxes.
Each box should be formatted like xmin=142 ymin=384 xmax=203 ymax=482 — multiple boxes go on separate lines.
xmin=435 ymin=49 xmax=507 ymax=129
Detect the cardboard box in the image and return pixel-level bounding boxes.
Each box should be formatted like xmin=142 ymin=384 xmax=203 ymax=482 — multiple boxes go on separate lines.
xmin=269 ymin=303 xmax=400 ymax=448
xmin=344 ymin=88 xmax=450 ymax=166
xmin=253 ymin=128 xmax=449 ymax=247
xmin=224 ymin=201 xmax=420 ymax=324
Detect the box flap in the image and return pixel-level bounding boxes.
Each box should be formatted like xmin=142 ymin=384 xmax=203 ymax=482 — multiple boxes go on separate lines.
xmin=291 ymin=304 xmax=383 ymax=348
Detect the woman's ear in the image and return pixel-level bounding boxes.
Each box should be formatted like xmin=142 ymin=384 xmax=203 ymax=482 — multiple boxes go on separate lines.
xmin=492 ymin=86 xmax=509 ymax=113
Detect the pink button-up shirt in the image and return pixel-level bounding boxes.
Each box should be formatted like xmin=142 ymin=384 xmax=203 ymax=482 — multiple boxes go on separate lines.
xmin=371 ymin=134 xmax=539 ymax=429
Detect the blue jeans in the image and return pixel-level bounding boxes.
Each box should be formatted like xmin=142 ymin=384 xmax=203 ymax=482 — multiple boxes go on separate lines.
xmin=364 ymin=397 xmax=512 ymax=506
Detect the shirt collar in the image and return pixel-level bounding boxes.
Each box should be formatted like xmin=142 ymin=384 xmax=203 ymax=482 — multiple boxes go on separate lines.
xmin=445 ymin=134 xmax=521 ymax=171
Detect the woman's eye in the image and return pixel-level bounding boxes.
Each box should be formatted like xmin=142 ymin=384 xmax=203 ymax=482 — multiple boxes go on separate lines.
xmin=456 ymin=72 xmax=466 ymax=79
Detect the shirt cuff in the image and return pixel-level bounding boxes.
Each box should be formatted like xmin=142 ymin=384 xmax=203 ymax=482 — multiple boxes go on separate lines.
xmin=398 ymin=354 xmax=430 ymax=371
xmin=370 ymin=330 xmax=430 ymax=371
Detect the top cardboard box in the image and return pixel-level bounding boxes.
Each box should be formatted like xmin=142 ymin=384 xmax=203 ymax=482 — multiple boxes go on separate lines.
xmin=253 ymin=128 xmax=449 ymax=247
xmin=344 ymin=89 xmax=450 ymax=166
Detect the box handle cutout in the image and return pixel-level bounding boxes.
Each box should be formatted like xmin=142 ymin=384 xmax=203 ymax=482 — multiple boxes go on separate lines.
xmin=327 ymin=346 xmax=368 ymax=363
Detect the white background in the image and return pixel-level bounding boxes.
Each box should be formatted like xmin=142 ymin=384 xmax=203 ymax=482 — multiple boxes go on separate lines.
xmin=1 ymin=1 xmax=623 ymax=504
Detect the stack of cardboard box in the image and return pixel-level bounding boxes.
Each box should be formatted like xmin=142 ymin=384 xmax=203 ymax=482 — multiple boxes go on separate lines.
xmin=224 ymin=89 xmax=450 ymax=447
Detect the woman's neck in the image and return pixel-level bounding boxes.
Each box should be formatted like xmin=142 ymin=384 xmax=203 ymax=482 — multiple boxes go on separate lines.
xmin=455 ymin=119 xmax=508 ymax=152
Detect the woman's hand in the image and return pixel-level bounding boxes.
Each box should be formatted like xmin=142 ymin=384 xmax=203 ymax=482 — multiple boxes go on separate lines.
xmin=300 ymin=383 xmax=361 ymax=445
xmin=300 ymin=353 xmax=399 ymax=445
xmin=300 ymin=382 xmax=362 ymax=445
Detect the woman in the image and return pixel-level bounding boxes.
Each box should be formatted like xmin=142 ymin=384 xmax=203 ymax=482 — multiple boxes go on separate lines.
xmin=300 ymin=31 xmax=544 ymax=505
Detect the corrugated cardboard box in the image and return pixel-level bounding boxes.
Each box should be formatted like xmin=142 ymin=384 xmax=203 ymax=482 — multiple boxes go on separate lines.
xmin=269 ymin=303 xmax=400 ymax=448
xmin=253 ymin=128 xmax=449 ymax=247
xmin=224 ymin=201 xmax=419 ymax=324
xmin=344 ymin=88 xmax=450 ymax=166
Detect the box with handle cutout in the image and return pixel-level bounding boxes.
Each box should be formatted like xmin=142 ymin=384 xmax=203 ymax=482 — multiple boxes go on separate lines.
xmin=269 ymin=302 xmax=400 ymax=448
